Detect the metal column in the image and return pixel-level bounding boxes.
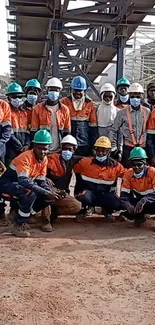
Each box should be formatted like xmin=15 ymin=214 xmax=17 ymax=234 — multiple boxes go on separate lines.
xmin=116 ymin=36 xmax=125 ymax=82
xmin=52 ymin=21 xmax=61 ymax=77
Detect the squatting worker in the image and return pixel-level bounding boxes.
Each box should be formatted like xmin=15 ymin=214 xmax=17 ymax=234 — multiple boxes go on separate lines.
xmin=61 ymin=76 xmax=97 ymax=156
xmin=120 ymin=147 xmax=155 ymax=228
xmin=110 ymin=83 xmax=150 ymax=168
xmin=74 ymin=136 xmax=125 ymax=222
xmin=47 ymin=135 xmax=82 ymax=222
xmin=31 ymin=77 xmax=71 ymax=153
xmin=0 ymin=130 xmax=59 ymax=237
xmin=115 ymin=77 xmax=130 ymax=109
xmin=6 ymin=82 xmax=30 ymax=167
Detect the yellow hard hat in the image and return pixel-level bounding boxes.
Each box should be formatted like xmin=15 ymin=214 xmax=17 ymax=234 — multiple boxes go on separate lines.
xmin=94 ymin=136 xmax=112 ymax=148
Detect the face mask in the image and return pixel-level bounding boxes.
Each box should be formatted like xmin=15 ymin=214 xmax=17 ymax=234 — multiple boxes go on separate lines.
xmin=10 ymin=98 xmax=24 ymax=109
xmin=133 ymin=169 xmax=145 ymax=179
xmin=48 ymin=91 xmax=60 ymax=101
xmin=119 ymin=94 xmax=129 ymax=103
xmin=96 ymin=155 xmax=107 ymax=163
xmin=61 ymin=150 xmax=73 ymax=161
xmin=130 ymin=97 xmax=141 ymax=108
xmin=27 ymin=94 xmax=38 ymax=105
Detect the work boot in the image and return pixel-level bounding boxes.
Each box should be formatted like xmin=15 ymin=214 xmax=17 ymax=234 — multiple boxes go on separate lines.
xmin=0 ymin=213 xmax=9 ymax=226
xmin=41 ymin=215 xmax=53 ymax=232
xmin=134 ymin=215 xmax=146 ymax=228
xmin=75 ymin=206 xmax=94 ymax=223
xmin=11 ymin=223 xmax=30 ymax=237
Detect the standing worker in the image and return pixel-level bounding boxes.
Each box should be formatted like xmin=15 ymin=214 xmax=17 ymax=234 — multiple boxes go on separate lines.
xmin=6 ymin=82 xmax=30 ymax=167
xmin=120 ymin=147 xmax=155 ymax=227
xmin=146 ymin=81 xmax=155 ymax=111
xmin=31 ymin=77 xmax=71 ymax=153
xmin=24 ymin=79 xmax=42 ymax=129
xmin=74 ymin=136 xmax=124 ymax=222
xmin=115 ymin=77 xmax=130 ymax=109
xmin=0 ymin=130 xmax=59 ymax=237
xmin=61 ymin=76 xmax=97 ymax=156
xmin=110 ymin=83 xmax=150 ymax=168
xmin=97 ymin=83 xmax=118 ymax=137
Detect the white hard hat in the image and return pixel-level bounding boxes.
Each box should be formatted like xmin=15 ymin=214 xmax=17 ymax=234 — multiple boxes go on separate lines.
xmin=100 ymin=83 xmax=116 ymax=95
xmin=128 ymin=83 xmax=144 ymax=94
xmin=46 ymin=77 xmax=63 ymax=89
xmin=61 ymin=135 xmax=77 ymax=147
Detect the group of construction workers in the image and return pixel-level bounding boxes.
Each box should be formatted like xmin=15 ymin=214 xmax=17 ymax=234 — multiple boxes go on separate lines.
xmin=0 ymin=75 xmax=155 ymax=237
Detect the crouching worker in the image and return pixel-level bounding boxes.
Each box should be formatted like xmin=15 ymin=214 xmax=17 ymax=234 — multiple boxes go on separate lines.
xmin=47 ymin=135 xmax=82 ymax=222
xmin=74 ymin=136 xmax=125 ymax=222
xmin=0 ymin=130 xmax=58 ymax=237
xmin=120 ymin=147 xmax=155 ymax=227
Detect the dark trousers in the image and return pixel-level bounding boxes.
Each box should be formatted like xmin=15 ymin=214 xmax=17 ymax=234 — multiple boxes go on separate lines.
xmin=122 ymin=197 xmax=155 ymax=223
xmin=0 ymin=182 xmax=52 ymax=225
xmin=75 ymin=146 xmax=90 ymax=157
xmin=76 ymin=190 xmax=121 ymax=213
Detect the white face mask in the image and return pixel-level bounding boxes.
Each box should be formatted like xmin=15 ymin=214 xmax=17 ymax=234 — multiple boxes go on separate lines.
xmin=101 ymin=92 xmax=115 ymax=105
xmin=71 ymin=92 xmax=85 ymax=111
xmin=133 ymin=169 xmax=145 ymax=179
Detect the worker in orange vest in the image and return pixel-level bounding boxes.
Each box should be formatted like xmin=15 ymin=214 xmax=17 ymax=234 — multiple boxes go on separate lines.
xmin=74 ymin=136 xmax=125 ymax=222
xmin=120 ymin=147 xmax=155 ymax=227
xmin=110 ymin=83 xmax=150 ymax=168
xmin=146 ymin=81 xmax=155 ymax=111
xmin=31 ymin=77 xmax=71 ymax=153
xmin=61 ymin=76 xmax=97 ymax=156
xmin=6 ymin=82 xmax=30 ymax=167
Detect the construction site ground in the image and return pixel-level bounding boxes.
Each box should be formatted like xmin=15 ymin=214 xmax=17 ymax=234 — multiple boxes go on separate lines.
xmin=0 ymin=216 xmax=155 ymax=325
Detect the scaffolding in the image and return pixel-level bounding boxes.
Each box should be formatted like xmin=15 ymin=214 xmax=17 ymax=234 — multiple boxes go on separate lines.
xmin=125 ymin=25 xmax=155 ymax=89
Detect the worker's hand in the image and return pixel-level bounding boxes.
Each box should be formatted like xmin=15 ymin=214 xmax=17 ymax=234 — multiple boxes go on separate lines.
xmin=53 ymin=188 xmax=67 ymax=199
xmin=151 ymin=158 xmax=155 ymax=167
xmin=22 ymin=145 xmax=29 ymax=152
xmin=126 ymin=203 xmax=135 ymax=215
xmin=46 ymin=191 xmax=61 ymax=201
xmin=134 ymin=200 xmax=145 ymax=214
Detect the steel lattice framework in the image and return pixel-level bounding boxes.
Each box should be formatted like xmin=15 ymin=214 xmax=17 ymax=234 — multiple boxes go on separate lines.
xmin=6 ymin=0 xmax=155 ymax=97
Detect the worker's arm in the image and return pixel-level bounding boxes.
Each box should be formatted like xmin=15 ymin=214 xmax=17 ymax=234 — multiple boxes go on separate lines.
xmin=0 ymin=101 xmax=11 ymax=144
xmin=120 ymin=171 xmax=132 ymax=205
xmin=62 ymin=106 xmax=71 ymax=136
xmin=9 ymin=131 xmax=23 ymax=151
xmin=89 ymin=102 xmax=98 ymax=147
xmin=109 ymin=111 xmax=123 ymax=151
xmin=31 ymin=106 xmax=40 ymax=139
xmin=146 ymin=111 xmax=155 ymax=162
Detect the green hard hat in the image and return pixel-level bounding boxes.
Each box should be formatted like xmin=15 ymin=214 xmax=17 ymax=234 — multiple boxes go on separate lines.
xmin=33 ymin=130 xmax=52 ymax=145
xmin=129 ymin=147 xmax=148 ymax=160
xmin=117 ymin=77 xmax=130 ymax=88
xmin=25 ymin=79 xmax=41 ymax=90
xmin=6 ymin=82 xmax=24 ymax=95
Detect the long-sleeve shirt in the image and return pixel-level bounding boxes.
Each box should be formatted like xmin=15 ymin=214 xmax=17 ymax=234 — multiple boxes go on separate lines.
xmin=146 ymin=109 xmax=155 ymax=159
xmin=120 ymin=166 xmax=155 ymax=206
xmin=0 ymin=100 xmax=11 ymax=158
xmin=109 ymin=106 xmax=150 ymax=150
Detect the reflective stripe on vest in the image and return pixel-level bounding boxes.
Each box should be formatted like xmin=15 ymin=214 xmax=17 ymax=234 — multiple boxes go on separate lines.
xmin=126 ymin=106 xmax=147 ymax=147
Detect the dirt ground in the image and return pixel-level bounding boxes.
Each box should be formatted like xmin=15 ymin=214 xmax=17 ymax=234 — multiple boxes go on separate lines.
xmin=0 ymin=217 xmax=155 ymax=325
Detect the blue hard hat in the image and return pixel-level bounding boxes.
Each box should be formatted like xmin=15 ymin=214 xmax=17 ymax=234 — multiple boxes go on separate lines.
xmin=71 ymin=76 xmax=87 ymax=90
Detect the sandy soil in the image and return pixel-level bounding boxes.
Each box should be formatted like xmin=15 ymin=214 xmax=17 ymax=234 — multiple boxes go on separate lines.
xmin=0 ymin=218 xmax=155 ymax=325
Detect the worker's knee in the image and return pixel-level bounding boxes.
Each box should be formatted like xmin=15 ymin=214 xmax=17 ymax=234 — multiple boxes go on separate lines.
xmin=76 ymin=190 xmax=95 ymax=206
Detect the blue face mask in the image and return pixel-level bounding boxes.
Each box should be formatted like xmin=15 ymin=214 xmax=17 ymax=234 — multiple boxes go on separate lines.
xmin=10 ymin=98 xmax=25 ymax=109
xmin=119 ymin=94 xmax=129 ymax=103
xmin=134 ymin=169 xmax=145 ymax=179
xmin=130 ymin=97 xmax=141 ymax=108
xmin=27 ymin=94 xmax=38 ymax=105
xmin=96 ymin=155 xmax=107 ymax=163
xmin=61 ymin=150 xmax=73 ymax=161
xmin=48 ymin=91 xmax=60 ymax=101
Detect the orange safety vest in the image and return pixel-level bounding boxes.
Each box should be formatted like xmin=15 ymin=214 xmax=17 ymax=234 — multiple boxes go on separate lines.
xmin=125 ymin=106 xmax=147 ymax=147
